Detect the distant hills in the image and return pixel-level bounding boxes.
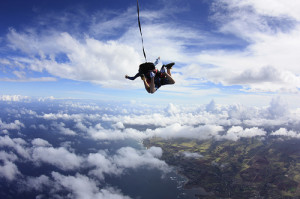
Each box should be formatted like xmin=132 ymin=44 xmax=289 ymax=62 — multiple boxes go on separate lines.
xmin=144 ymin=137 xmax=300 ymax=198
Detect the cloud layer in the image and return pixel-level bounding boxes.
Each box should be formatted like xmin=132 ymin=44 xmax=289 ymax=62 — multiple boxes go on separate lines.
xmin=0 ymin=98 xmax=300 ymax=198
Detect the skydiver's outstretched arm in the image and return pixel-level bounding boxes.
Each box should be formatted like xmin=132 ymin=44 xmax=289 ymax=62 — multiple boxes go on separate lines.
xmin=141 ymin=73 xmax=156 ymax=94
xmin=141 ymin=75 xmax=150 ymax=93
xmin=149 ymin=76 xmax=156 ymax=94
xmin=125 ymin=72 xmax=140 ymax=81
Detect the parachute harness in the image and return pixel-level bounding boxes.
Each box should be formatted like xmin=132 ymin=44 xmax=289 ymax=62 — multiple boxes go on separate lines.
xmin=137 ymin=0 xmax=147 ymax=62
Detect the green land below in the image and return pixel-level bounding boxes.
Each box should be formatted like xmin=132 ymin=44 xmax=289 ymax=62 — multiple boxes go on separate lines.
xmin=143 ymin=137 xmax=300 ymax=199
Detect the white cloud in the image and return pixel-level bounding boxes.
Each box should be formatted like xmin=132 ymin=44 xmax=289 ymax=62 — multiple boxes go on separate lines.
xmin=0 ymin=135 xmax=30 ymax=159
xmin=201 ymin=0 xmax=300 ymax=92
xmin=226 ymin=66 xmax=300 ymax=93
xmin=112 ymin=122 xmax=125 ymax=129
xmin=0 ymin=159 xmax=21 ymax=181
xmin=148 ymin=123 xmax=224 ymax=140
xmin=271 ymin=128 xmax=300 ymax=138
xmin=228 ymin=0 xmax=300 ymax=21
xmin=1 ymin=98 xmax=300 ymax=199
xmin=38 ymin=124 xmax=48 ymax=130
xmin=51 ymin=172 xmax=131 ymax=199
xmin=87 ymin=146 xmax=169 ymax=180
xmin=0 ymin=95 xmax=30 ymax=102
xmin=24 ymin=175 xmax=52 ymax=191
xmin=0 ymin=151 xmax=21 ymax=181
xmin=182 ymin=151 xmax=203 ymax=159
xmin=0 ymin=77 xmax=57 ymax=82
xmin=165 ymin=103 xmax=180 ymax=116
xmin=0 ymin=151 xmax=18 ymax=162
xmin=266 ymin=97 xmax=289 ymax=118
xmin=87 ymin=151 xmax=121 ymax=180
xmin=32 ymin=146 xmax=83 ymax=170
xmin=40 ymin=111 xmax=100 ymax=123
xmin=31 ymin=138 xmax=52 ymax=147
xmin=6 ymin=30 xmax=140 ymax=88
xmin=75 ymin=122 xmax=145 ymax=141
xmin=97 ymin=97 xmax=296 ymax=141
xmin=0 ymin=119 xmax=25 ymax=131
xmin=220 ymin=126 xmax=266 ymax=141
xmin=113 ymin=147 xmax=169 ymax=172
xmin=52 ymin=122 xmax=77 ymax=136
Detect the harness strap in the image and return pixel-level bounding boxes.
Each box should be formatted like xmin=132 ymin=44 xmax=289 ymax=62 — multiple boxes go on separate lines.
xmin=137 ymin=0 xmax=147 ymax=62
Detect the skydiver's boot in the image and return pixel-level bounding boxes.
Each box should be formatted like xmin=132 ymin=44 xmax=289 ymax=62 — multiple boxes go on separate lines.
xmin=165 ymin=62 xmax=175 ymax=69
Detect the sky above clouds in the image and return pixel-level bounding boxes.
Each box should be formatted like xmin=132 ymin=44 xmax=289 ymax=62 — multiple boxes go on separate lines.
xmin=0 ymin=0 xmax=300 ymax=106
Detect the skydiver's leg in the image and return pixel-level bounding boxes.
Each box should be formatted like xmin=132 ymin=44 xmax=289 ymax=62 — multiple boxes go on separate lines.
xmin=167 ymin=68 xmax=172 ymax=76
xmin=161 ymin=63 xmax=175 ymax=84
xmin=165 ymin=72 xmax=175 ymax=84
xmin=165 ymin=62 xmax=175 ymax=74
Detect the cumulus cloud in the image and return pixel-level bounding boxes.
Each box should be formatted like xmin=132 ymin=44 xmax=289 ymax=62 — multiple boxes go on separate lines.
xmin=23 ymin=175 xmax=52 ymax=191
xmin=0 ymin=119 xmax=25 ymax=131
xmin=32 ymin=146 xmax=83 ymax=170
xmin=0 ymin=151 xmax=21 ymax=181
xmin=182 ymin=151 xmax=203 ymax=159
xmin=87 ymin=147 xmax=169 ymax=180
xmin=0 ymin=159 xmax=21 ymax=181
xmin=98 ymin=97 xmax=296 ymax=141
xmin=87 ymin=151 xmax=121 ymax=180
xmin=0 ymin=98 xmax=300 ymax=198
xmin=0 ymin=135 xmax=30 ymax=159
xmin=186 ymin=0 xmax=300 ymax=93
xmin=113 ymin=146 xmax=169 ymax=172
xmin=0 ymin=95 xmax=30 ymax=102
xmin=52 ymin=172 xmax=131 ymax=199
xmin=31 ymin=138 xmax=52 ymax=147
xmin=51 ymin=122 xmax=77 ymax=136
xmin=6 ymin=30 xmax=140 ymax=88
xmin=0 ymin=76 xmax=57 ymax=82
xmin=148 ymin=123 xmax=224 ymax=140
xmin=266 ymin=97 xmax=289 ymax=118
xmin=165 ymin=103 xmax=180 ymax=116
xmin=0 ymin=134 xmax=169 ymax=187
xmin=112 ymin=122 xmax=125 ymax=129
xmin=75 ymin=122 xmax=145 ymax=141
xmin=41 ymin=112 xmax=84 ymax=121
xmin=220 ymin=126 xmax=266 ymax=141
xmin=271 ymin=128 xmax=300 ymax=139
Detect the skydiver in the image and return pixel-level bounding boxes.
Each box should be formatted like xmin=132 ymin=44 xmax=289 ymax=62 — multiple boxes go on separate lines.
xmin=125 ymin=58 xmax=175 ymax=94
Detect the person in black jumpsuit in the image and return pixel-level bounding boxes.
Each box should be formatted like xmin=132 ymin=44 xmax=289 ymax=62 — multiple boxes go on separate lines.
xmin=125 ymin=61 xmax=175 ymax=94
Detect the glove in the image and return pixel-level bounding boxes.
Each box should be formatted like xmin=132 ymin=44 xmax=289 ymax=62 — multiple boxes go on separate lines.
xmin=160 ymin=66 xmax=166 ymax=74
xmin=150 ymin=72 xmax=155 ymax=78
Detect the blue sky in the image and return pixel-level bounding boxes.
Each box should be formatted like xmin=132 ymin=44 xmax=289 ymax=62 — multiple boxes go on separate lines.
xmin=1 ymin=0 xmax=300 ymax=107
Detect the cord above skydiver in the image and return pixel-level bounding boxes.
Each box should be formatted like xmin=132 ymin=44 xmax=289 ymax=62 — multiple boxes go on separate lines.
xmin=129 ymin=1 xmax=175 ymax=93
